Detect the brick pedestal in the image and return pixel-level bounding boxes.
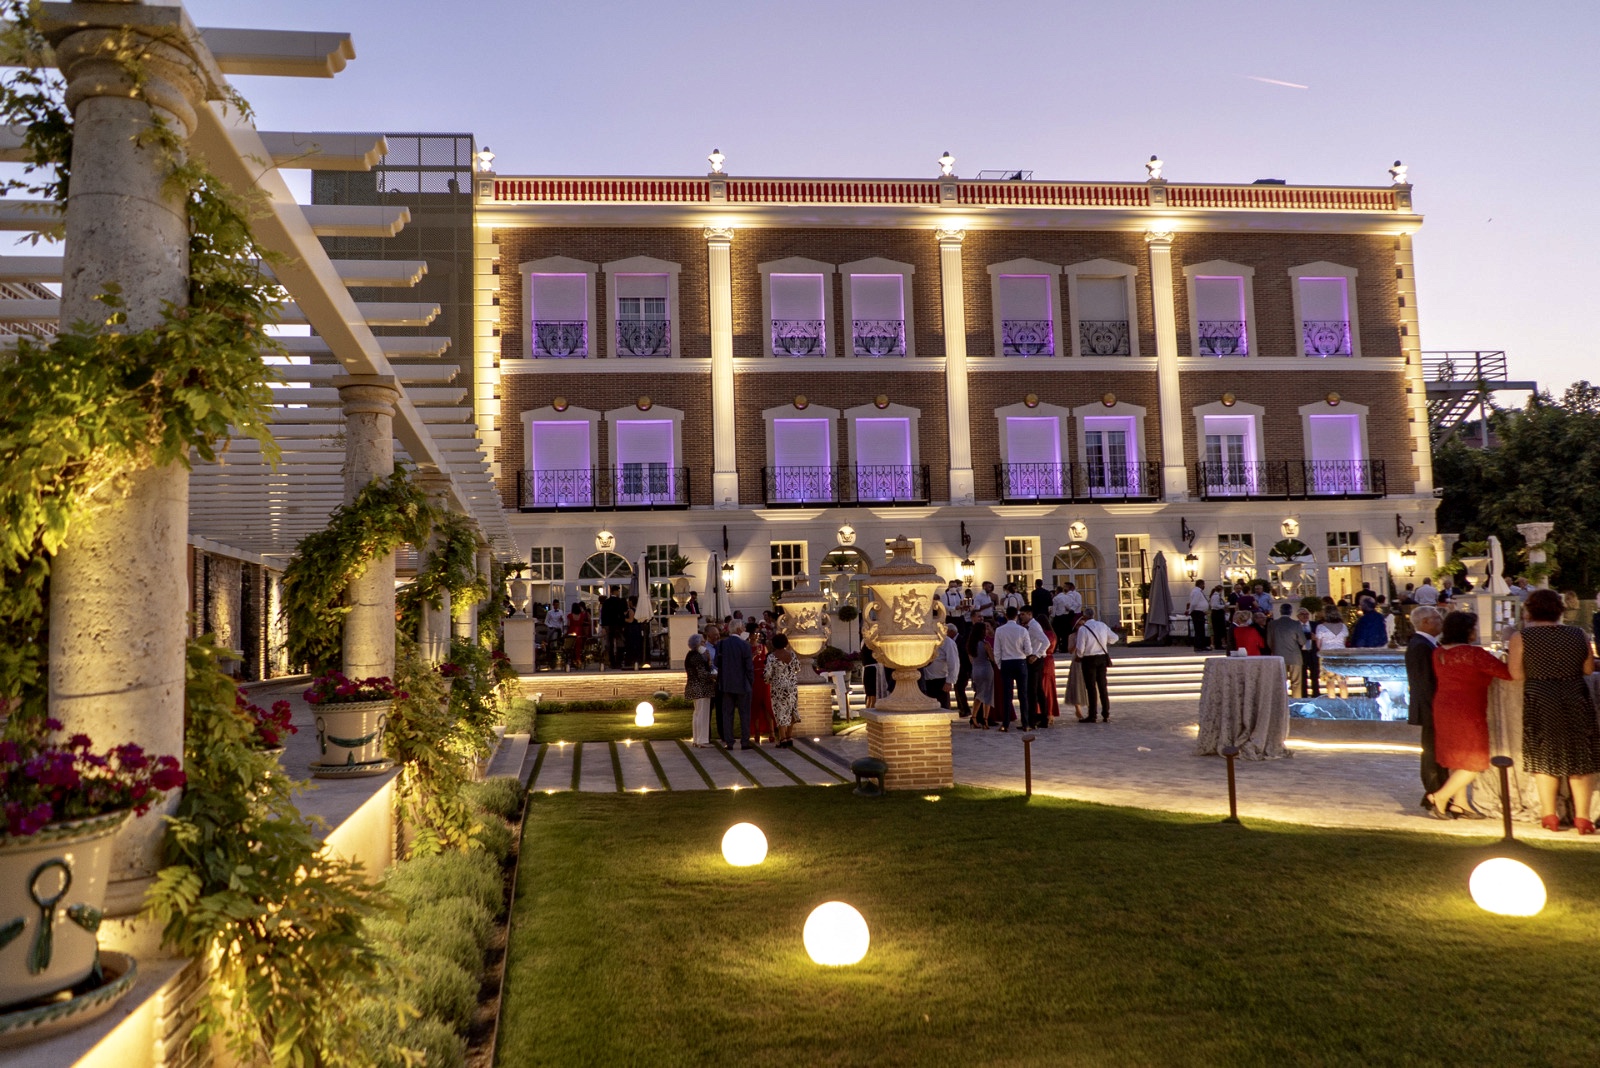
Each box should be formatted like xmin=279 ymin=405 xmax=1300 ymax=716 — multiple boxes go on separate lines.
xmin=863 ymin=709 xmax=956 ymax=790
xmin=798 ymin=683 xmax=834 ymax=727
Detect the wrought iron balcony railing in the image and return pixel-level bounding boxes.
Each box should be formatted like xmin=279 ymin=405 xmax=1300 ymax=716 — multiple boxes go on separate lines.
xmin=762 ymin=464 xmax=930 ymax=505
xmin=1193 ymin=459 xmax=1387 ymax=500
xmin=852 ymin=319 xmax=905 ymax=357
xmin=994 ymin=461 xmax=1162 ymax=502
xmin=1078 ymin=319 xmax=1131 ymax=356
xmin=517 ymin=466 xmax=690 ymax=510
xmin=1197 ymin=319 xmax=1247 ymax=356
xmin=615 ymin=317 xmax=671 ymax=357
xmin=1302 ymin=320 xmax=1352 ymax=356
xmin=531 ymin=320 xmax=588 ymax=358
xmin=771 ymin=318 xmax=826 ymax=356
xmin=1001 ymin=319 xmax=1053 ymax=356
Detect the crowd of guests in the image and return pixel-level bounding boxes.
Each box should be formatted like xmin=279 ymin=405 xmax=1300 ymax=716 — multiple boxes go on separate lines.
xmin=682 ymin=613 xmax=804 ymax=751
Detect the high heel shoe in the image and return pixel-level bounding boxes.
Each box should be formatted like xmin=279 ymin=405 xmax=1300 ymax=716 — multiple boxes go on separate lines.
xmin=1576 ymin=818 xmax=1595 ymax=836
xmin=1422 ymin=794 xmax=1454 ymax=820
xmin=1540 ymin=815 xmax=1565 ymax=833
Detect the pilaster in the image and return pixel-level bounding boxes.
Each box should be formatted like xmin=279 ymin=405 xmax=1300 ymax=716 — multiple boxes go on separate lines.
xmin=1144 ymin=231 xmax=1189 ymax=500
xmin=1394 ymin=230 xmax=1434 ymax=495
xmin=936 ymin=229 xmax=975 ymax=504
xmin=705 ymin=226 xmax=739 ymax=507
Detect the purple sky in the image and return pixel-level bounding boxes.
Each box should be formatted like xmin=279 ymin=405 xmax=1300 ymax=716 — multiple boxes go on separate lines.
xmin=191 ymin=0 xmax=1598 ymax=393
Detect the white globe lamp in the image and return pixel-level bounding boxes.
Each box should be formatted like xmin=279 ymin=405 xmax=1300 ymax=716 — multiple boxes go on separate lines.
xmin=1469 ymin=857 xmax=1546 ymax=917
xmin=720 ymin=822 xmax=767 ymax=867
xmin=803 ymin=901 xmax=870 ymax=966
xmin=635 ymin=701 xmax=655 ymax=727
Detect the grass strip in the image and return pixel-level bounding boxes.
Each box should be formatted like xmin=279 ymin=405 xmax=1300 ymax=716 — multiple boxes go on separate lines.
xmin=782 ymin=742 xmax=847 ymax=782
xmin=642 ymin=741 xmax=672 ymax=790
xmin=673 ymin=740 xmax=717 ymax=790
xmin=568 ymin=742 xmax=581 ymax=792
xmin=745 ymin=744 xmax=807 ymax=786
xmin=608 ymin=742 xmax=624 ymax=792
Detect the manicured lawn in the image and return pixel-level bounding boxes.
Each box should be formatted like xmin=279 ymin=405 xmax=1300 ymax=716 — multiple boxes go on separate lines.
xmin=500 ymin=787 xmax=1600 ymax=1067
xmin=535 ymin=708 xmax=694 ymax=744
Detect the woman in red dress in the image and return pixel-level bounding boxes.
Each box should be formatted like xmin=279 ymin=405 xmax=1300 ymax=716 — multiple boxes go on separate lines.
xmin=1039 ymin=630 xmax=1060 ymax=722
xmin=749 ymin=633 xmax=775 ymax=744
xmin=1426 ymin=610 xmax=1511 ymax=820
xmin=1231 ymin=610 xmax=1266 ymax=656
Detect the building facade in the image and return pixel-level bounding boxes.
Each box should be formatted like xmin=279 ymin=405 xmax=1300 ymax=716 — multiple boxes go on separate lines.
xmin=471 ymin=166 xmax=1440 ymax=632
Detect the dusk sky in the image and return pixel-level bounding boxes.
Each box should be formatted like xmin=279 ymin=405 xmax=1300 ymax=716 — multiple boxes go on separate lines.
xmin=190 ymin=0 xmax=1598 ymax=393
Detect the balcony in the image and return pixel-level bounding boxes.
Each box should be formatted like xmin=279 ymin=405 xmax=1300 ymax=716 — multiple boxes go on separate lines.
xmin=852 ymin=318 xmax=905 ymax=357
xmin=531 ymin=320 xmax=587 ymax=358
xmin=994 ymin=461 xmax=1162 ymax=502
xmin=517 ymin=466 xmax=690 ymax=511
xmin=1302 ymin=320 xmax=1352 ymax=356
xmin=615 ymin=317 xmax=671 ymax=357
xmin=1197 ymin=319 xmax=1247 ymax=356
xmin=762 ymin=464 xmax=930 ymax=506
xmin=1193 ymin=460 xmax=1387 ymax=500
xmin=1078 ymin=319 xmax=1130 ymax=356
xmin=771 ymin=318 xmax=826 ymax=356
xmin=1001 ymin=319 xmax=1053 ymax=356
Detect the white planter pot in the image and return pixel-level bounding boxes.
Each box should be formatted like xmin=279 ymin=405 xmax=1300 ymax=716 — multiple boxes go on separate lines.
xmin=0 ymin=811 xmax=127 ymax=1009
xmin=311 ymin=699 xmax=393 ymax=777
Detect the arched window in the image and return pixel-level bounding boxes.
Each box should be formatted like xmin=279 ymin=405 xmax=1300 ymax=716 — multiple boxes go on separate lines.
xmin=819 ymin=546 xmax=874 ymax=612
xmin=577 ymin=552 xmax=634 ymax=601
xmin=1050 ymin=543 xmax=1101 ymax=616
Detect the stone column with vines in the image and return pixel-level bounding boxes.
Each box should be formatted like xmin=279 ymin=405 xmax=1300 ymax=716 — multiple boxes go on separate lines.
xmin=415 ymin=472 xmax=454 ymax=664
xmin=336 ymin=374 xmax=402 ymax=678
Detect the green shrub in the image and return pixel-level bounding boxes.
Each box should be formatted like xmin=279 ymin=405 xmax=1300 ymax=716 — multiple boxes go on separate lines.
xmin=535 ymin=696 xmax=693 ymax=714
xmin=464 ymin=776 xmax=525 ymax=820
xmin=403 ymin=951 xmax=477 ymax=1032
xmin=357 ymin=1001 xmax=465 ymax=1068
xmin=1300 ymin=596 xmax=1325 ymax=612
xmin=472 ymin=815 xmax=514 ymax=863
xmin=504 ymin=697 xmax=537 ymax=734
xmin=385 ymin=850 xmax=503 ymax=916
xmin=413 ymin=896 xmax=495 ymax=952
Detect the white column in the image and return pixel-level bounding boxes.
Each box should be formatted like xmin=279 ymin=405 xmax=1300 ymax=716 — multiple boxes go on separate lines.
xmin=706 ymin=226 xmax=739 ymax=508
xmin=47 ymin=23 xmax=205 ymax=913
xmin=415 ymin=474 xmax=453 ymax=663
xmin=1145 ymin=231 xmax=1189 ymax=501
xmin=336 ymin=375 xmax=401 ymax=679
xmin=1394 ymin=232 xmax=1434 ymax=495
xmin=936 ymin=229 xmax=975 ymax=505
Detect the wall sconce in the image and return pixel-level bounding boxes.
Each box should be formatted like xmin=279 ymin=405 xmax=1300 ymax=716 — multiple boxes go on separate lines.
xmin=721 ymin=558 xmax=735 ymax=592
xmin=958 ymin=521 xmax=974 ymax=589
xmin=938 ymin=150 xmax=956 ymax=178
xmin=1180 ymin=516 xmax=1196 ymax=552
xmin=707 ymin=147 xmax=725 ymax=174
xmin=1183 ymin=553 xmax=1200 ymax=582
xmin=1396 ymin=513 xmax=1415 ymax=543
xmin=1400 ymin=546 xmax=1418 ymax=578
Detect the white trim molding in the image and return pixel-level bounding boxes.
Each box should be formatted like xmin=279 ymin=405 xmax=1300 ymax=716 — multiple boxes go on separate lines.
xmin=985 ymin=257 xmax=1064 ymax=359
xmin=601 ymin=254 xmax=683 ymax=359
xmin=1288 ymin=260 xmax=1362 ymax=360
xmin=839 ymin=256 xmax=916 ymax=358
xmin=520 ymin=256 xmax=597 ymax=361
xmin=1063 ymin=258 xmax=1142 ymax=359
xmin=1182 ymin=259 xmax=1258 ymax=359
xmin=758 ymin=256 xmax=836 ymax=358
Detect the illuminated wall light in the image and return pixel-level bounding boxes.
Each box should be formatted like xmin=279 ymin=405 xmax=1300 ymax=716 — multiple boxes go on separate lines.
xmin=804 ymin=902 xmax=870 ymax=966
xmin=635 ymin=701 xmax=655 ymax=727
xmin=721 ymin=822 xmax=768 ymax=866
xmin=1469 ymin=858 xmax=1545 ymax=917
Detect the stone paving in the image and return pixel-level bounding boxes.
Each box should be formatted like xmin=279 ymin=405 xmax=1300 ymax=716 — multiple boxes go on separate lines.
xmin=526 ymin=738 xmax=849 ymax=794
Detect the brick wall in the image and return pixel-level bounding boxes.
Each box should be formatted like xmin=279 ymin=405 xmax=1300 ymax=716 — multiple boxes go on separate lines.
xmin=866 ymin=718 xmax=954 ymax=789
xmin=734 ymin=372 xmax=951 ymax=504
xmin=967 ymin=371 xmax=1162 ymax=499
xmin=498 ymin=371 xmax=714 ymax=506
xmin=1169 ymin=232 xmax=1401 ymax=359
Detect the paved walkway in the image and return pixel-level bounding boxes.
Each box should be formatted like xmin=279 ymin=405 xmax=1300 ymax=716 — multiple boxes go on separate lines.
xmin=528 ymin=738 xmax=849 ymax=794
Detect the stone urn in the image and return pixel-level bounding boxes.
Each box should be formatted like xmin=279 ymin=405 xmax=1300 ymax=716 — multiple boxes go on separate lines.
xmin=777 ymin=575 xmax=832 ymax=684
xmin=509 ymin=575 xmax=531 ymax=618
xmin=311 ymin=700 xmax=394 ymax=778
xmin=860 ymin=536 xmax=948 ymax=713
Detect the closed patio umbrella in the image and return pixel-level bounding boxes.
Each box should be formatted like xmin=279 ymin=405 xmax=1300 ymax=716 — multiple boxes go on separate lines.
xmin=1144 ymin=551 xmax=1174 ymax=643
xmin=703 ymin=552 xmax=727 ymax=623
xmin=1487 ymin=535 xmax=1510 ymax=595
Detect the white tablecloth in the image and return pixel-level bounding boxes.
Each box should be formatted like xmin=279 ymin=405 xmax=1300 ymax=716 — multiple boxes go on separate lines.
xmin=1196 ymin=656 xmax=1292 ymax=760
xmin=1472 ymin=674 xmax=1600 ymax=823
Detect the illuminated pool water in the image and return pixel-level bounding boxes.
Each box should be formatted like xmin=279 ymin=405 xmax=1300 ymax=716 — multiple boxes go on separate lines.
xmin=1290 ymin=649 xmax=1412 ymax=722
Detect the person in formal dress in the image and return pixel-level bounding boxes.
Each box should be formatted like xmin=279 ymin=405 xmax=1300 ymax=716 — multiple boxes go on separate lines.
xmin=992 ymin=606 xmax=1032 ymax=732
xmin=966 ymin=619 xmax=997 ymax=728
xmin=1074 ymin=608 xmax=1119 ymax=723
xmin=1425 ymin=610 xmax=1509 ymax=820
xmin=1030 ymin=579 xmax=1052 ymax=620
xmin=684 ymin=633 xmax=717 ymax=747
xmin=749 ymin=631 xmax=775 ymax=744
xmin=920 ymin=624 xmax=958 ymax=709
xmin=1405 ymin=605 xmax=1447 ymax=806
xmin=1059 ymin=582 xmax=1084 ymax=639
xmin=972 ymin=581 xmax=998 ymax=624
xmin=1297 ymin=608 xmax=1321 ymax=696
xmin=1186 ymin=580 xmax=1211 ymax=652
xmin=1209 ymin=585 xmax=1232 ymax=652
xmin=1001 ymin=583 xmax=1026 ymax=615
xmin=764 ymin=633 xmax=803 ymax=748
xmin=1412 ymin=577 xmax=1440 ymax=606
xmin=1350 ymin=597 xmax=1389 ymax=648
xmin=1508 ymin=588 xmax=1599 ymax=833
xmin=601 ymin=586 xmax=628 ymax=667
xmin=1017 ymin=607 xmax=1051 ymax=728
xmin=565 ymin=601 xmax=591 ymax=669
xmin=1062 ymin=621 xmax=1087 ymax=721
xmin=1232 ymin=609 xmax=1266 ymax=656
xmin=1267 ymin=603 xmax=1306 ymax=696
xmin=1038 ymin=626 xmax=1060 ymax=724
xmin=714 ymin=625 xmax=755 ymax=750
xmin=1254 ymin=582 xmax=1276 ymax=620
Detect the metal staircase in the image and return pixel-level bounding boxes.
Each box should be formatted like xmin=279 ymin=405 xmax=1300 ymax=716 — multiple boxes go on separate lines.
xmin=1422 ymin=351 xmax=1535 ymax=445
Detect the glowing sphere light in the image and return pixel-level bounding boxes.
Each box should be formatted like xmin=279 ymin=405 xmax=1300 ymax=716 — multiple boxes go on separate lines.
xmin=720 ymin=822 xmax=767 ymax=867
xmin=635 ymin=701 xmax=655 ymax=727
xmin=803 ymin=902 xmax=870 ymax=966
xmin=1470 ymin=858 xmax=1546 ymax=916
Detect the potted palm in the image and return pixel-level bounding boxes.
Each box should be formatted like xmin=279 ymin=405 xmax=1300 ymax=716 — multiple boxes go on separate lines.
xmin=1 ymin=722 xmax=184 ymax=1009
xmin=302 ymin=672 xmax=404 ymax=778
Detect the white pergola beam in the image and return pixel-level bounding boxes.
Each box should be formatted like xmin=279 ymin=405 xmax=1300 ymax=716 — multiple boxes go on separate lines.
xmin=198 ymin=27 xmax=355 ymax=79
xmin=278 ymin=301 xmax=439 ymax=327
xmin=275 ymin=335 xmax=450 ymax=358
xmin=298 ymin=204 xmax=410 ymax=238
xmin=256 ymin=131 xmax=386 ymax=171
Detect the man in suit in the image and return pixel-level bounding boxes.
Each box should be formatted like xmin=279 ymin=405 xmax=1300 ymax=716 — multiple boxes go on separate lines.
xmin=715 ymin=625 xmax=755 ymax=750
xmin=601 ymin=586 xmax=628 ymax=667
xmin=1406 ymin=605 xmax=1446 ymax=804
xmin=1030 ymin=579 xmax=1052 ymax=620
xmin=1266 ymin=603 xmax=1307 ymax=697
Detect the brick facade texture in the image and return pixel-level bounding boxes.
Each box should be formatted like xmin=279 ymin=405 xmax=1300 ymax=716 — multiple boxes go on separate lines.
xmin=866 ymin=719 xmax=955 ymax=789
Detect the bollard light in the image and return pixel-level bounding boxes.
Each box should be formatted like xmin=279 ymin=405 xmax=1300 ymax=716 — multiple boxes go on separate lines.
xmin=1469 ymin=858 xmax=1545 ymax=916
xmin=803 ymin=901 xmax=870 ymax=966
xmin=635 ymin=701 xmax=655 ymax=727
xmin=721 ymin=822 xmax=767 ymax=866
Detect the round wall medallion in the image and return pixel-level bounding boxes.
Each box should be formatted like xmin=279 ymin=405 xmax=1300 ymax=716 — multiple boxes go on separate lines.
xmin=1221 ymin=392 xmax=1237 ymax=407
xmin=552 ymin=396 xmax=568 ymax=412
xmin=637 ymin=395 xmax=653 ymax=411
xmin=1068 ymin=520 xmax=1088 ymax=542
xmin=1101 ymin=392 xmax=1117 ymax=407
xmin=874 ymin=394 xmax=890 ymax=409
xmin=1024 ymin=393 xmax=1040 ymax=408
xmin=794 ymin=394 xmax=809 ymax=410
xmin=1326 ymin=391 xmax=1341 ymax=406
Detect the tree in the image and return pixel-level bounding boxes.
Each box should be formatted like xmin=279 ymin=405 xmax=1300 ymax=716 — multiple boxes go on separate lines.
xmin=1435 ymin=381 xmax=1600 ymax=596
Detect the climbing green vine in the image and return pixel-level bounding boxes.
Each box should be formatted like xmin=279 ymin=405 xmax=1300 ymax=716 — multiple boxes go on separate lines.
xmin=398 ymin=511 xmax=488 ymax=639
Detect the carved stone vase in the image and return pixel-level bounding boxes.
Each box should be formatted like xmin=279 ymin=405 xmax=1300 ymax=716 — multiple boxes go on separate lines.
xmin=860 ymin=537 xmax=948 ymax=713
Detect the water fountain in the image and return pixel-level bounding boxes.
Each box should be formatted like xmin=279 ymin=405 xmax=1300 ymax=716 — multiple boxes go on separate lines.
xmin=1291 ymin=649 xmax=1412 ymax=721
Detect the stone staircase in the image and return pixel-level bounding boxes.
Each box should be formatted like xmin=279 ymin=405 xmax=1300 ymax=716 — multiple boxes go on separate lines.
xmin=835 ymin=653 xmax=1210 ymax=715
